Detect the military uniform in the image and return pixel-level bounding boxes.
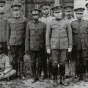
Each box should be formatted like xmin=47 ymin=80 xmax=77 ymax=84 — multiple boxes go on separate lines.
xmin=25 ymin=19 xmax=46 ymax=81
xmin=0 ymin=0 xmax=9 ymax=55
xmin=0 ymin=54 xmax=16 ymax=80
xmin=46 ymin=18 xmax=72 ymax=84
xmin=71 ymin=19 xmax=88 ymax=78
xmin=39 ymin=4 xmax=55 ymax=78
xmin=6 ymin=2 xmax=27 ymax=78
xmin=64 ymin=5 xmax=76 ymax=77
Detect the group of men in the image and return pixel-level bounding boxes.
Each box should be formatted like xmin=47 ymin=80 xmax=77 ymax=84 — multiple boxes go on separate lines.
xmin=0 ymin=0 xmax=88 ymax=86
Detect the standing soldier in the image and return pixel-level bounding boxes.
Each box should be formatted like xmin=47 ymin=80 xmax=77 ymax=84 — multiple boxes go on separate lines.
xmin=71 ymin=7 xmax=88 ymax=80
xmin=83 ymin=2 xmax=88 ymax=20
xmin=7 ymin=1 xmax=27 ymax=79
xmin=39 ymin=3 xmax=55 ymax=23
xmin=0 ymin=0 xmax=8 ymax=55
xmin=46 ymin=0 xmax=72 ymax=86
xmin=64 ymin=5 xmax=75 ymax=78
xmin=39 ymin=3 xmax=54 ymax=79
xmin=25 ymin=8 xmax=46 ymax=83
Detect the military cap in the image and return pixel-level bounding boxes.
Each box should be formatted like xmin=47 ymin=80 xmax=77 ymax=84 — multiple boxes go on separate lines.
xmin=0 ymin=0 xmax=6 ymax=3
xmin=11 ymin=2 xmax=21 ymax=8
xmin=74 ymin=8 xmax=85 ymax=14
xmin=30 ymin=8 xmax=41 ymax=14
xmin=74 ymin=7 xmax=85 ymax=12
xmin=64 ymin=5 xmax=73 ymax=9
xmin=51 ymin=0 xmax=62 ymax=10
xmin=40 ymin=3 xmax=50 ymax=8
xmin=86 ymin=3 xmax=88 ymax=7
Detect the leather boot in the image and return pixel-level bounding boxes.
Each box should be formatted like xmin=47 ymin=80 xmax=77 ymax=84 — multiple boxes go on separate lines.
xmin=60 ymin=76 xmax=67 ymax=86
xmin=20 ymin=62 xmax=25 ymax=80
xmin=31 ymin=74 xmax=36 ymax=83
xmin=60 ymin=64 xmax=67 ymax=86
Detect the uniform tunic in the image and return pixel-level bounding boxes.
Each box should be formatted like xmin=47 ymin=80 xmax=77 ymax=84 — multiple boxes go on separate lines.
xmin=6 ymin=16 xmax=27 ymax=75
xmin=46 ymin=19 xmax=72 ymax=64
xmin=39 ymin=15 xmax=55 ymax=24
xmin=25 ymin=20 xmax=46 ymax=75
xmin=0 ymin=14 xmax=9 ymax=54
xmin=71 ymin=20 xmax=88 ymax=74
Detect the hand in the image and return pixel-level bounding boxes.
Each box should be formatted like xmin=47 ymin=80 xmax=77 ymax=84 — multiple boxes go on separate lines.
xmin=68 ymin=48 xmax=72 ymax=52
xmin=7 ymin=46 xmax=10 ymax=50
xmin=47 ymin=49 xmax=51 ymax=54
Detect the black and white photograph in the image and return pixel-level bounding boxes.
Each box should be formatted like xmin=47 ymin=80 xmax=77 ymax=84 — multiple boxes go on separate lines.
xmin=0 ymin=0 xmax=88 ymax=88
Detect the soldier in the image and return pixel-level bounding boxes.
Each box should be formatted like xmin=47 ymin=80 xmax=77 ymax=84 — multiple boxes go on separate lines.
xmin=25 ymin=8 xmax=46 ymax=83
xmin=46 ymin=0 xmax=72 ymax=86
xmin=39 ymin=3 xmax=55 ymax=23
xmin=83 ymin=2 xmax=88 ymax=20
xmin=71 ymin=7 xmax=88 ymax=80
xmin=39 ymin=3 xmax=54 ymax=79
xmin=0 ymin=49 xmax=16 ymax=80
xmin=6 ymin=1 xmax=27 ymax=79
xmin=64 ymin=5 xmax=75 ymax=77
xmin=0 ymin=0 xmax=8 ymax=55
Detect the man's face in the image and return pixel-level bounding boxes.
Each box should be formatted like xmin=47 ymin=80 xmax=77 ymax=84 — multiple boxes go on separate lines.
xmin=0 ymin=4 xmax=5 ymax=13
xmin=12 ymin=6 xmax=20 ymax=17
xmin=32 ymin=11 xmax=39 ymax=21
xmin=65 ymin=8 xmax=73 ymax=17
xmin=42 ymin=6 xmax=50 ymax=15
xmin=76 ymin=12 xmax=83 ymax=20
xmin=53 ymin=9 xmax=62 ymax=19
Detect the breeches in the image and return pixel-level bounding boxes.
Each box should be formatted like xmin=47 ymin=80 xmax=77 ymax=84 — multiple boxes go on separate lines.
xmin=51 ymin=49 xmax=67 ymax=65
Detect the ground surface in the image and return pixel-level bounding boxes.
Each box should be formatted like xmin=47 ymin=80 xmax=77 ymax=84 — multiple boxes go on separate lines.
xmin=0 ymin=78 xmax=88 ymax=88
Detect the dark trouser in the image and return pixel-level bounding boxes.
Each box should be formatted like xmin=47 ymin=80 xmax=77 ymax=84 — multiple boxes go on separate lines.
xmin=74 ymin=49 xmax=88 ymax=76
xmin=42 ymin=52 xmax=47 ymax=76
xmin=10 ymin=45 xmax=25 ymax=77
xmin=30 ymin=51 xmax=44 ymax=78
xmin=0 ymin=42 xmax=7 ymax=55
xmin=51 ymin=49 xmax=67 ymax=80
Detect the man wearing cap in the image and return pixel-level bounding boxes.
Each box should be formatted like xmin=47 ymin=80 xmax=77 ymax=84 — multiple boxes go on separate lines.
xmin=39 ymin=4 xmax=55 ymax=23
xmin=0 ymin=49 xmax=16 ymax=80
xmin=46 ymin=0 xmax=72 ymax=86
xmin=7 ymin=1 xmax=27 ymax=79
xmin=83 ymin=2 xmax=88 ymax=20
xmin=39 ymin=3 xmax=54 ymax=79
xmin=25 ymin=8 xmax=46 ymax=83
xmin=0 ymin=0 xmax=8 ymax=55
xmin=64 ymin=5 xmax=75 ymax=78
xmin=71 ymin=7 xmax=88 ymax=80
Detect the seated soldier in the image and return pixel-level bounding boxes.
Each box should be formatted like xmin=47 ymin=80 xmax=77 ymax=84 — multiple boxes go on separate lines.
xmin=0 ymin=49 xmax=16 ymax=80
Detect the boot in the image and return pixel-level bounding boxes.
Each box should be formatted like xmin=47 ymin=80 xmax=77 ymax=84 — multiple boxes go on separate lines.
xmin=31 ymin=74 xmax=36 ymax=83
xmin=53 ymin=76 xmax=58 ymax=86
xmin=60 ymin=64 xmax=67 ymax=86
xmin=52 ymin=64 xmax=58 ymax=86
xmin=20 ymin=62 xmax=25 ymax=80
xmin=17 ymin=59 xmax=20 ymax=77
xmin=39 ymin=77 xmax=44 ymax=82
xmin=60 ymin=76 xmax=67 ymax=86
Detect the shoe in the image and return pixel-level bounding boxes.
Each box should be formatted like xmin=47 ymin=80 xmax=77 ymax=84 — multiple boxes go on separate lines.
xmin=31 ymin=78 xmax=36 ymax=83
xmin=20 ymin=75 xmax=25 ymax=80
xmin=79 ymin=74 xmax=83 ymax=81
xmin=39 ymin=77 xmax=44 ymax=82
xmin=60 ymin=78 xmax=68 ymax=86
xmin=53 ymin=80 xmax=58 ymax=86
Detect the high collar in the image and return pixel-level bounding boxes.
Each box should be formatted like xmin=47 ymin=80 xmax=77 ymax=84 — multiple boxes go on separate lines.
xmin=43 ymin=14 xmax=50 ymax=18
xmin=65 ymin=16 xmax=73 ymax=20
xmin=33 ymin=20 xmax=39 ymax=23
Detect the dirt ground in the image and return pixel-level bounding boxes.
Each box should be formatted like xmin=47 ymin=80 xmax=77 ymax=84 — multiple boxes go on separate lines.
xmin=0 ymin=77 xmax=88 ymax=88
